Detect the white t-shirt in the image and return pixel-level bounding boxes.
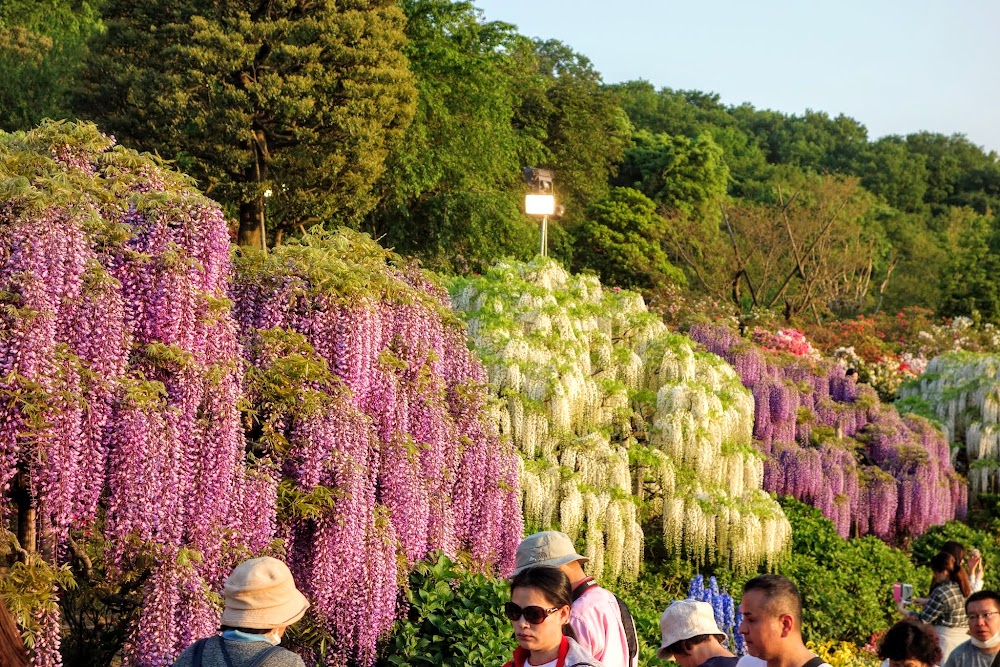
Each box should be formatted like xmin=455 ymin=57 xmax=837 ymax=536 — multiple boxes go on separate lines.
xmin=526 ymin=659 xmax=557 ymax=667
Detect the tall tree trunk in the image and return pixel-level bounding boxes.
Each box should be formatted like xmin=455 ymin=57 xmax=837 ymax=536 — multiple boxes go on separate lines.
xmin=15 ymin=473 xmax=36 ymax=555
xmin=238 ymin=199 xmax=263 ymax=248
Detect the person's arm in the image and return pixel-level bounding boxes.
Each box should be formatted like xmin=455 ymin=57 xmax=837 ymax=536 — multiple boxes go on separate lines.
xmin=915 ymin=587 xmax=946 ymax=624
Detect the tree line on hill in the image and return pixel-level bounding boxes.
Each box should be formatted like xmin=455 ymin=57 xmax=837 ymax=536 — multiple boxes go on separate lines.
xmin=2 ymin=0 xmax=999 ymax=323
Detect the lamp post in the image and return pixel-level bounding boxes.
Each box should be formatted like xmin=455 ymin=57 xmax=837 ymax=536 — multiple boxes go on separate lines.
xmin=523 ymin=167 xmax=556 ymax=257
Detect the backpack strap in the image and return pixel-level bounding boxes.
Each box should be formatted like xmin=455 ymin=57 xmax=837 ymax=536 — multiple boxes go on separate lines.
xmin=615 ymin=594 xmax=639 ymax=662
xmin=802 ymin=656 xmax=827 ymax=667
xmin=190 ymin=637 xmax=210 ymax=667
xmin=245 ymin=645 xmax=283 ymax=667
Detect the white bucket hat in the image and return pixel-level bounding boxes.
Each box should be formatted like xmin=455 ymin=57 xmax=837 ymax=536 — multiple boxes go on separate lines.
xmin=658 ymin=599 xmax=726 ymax=659
xmin=220 ymin=557 xmax=310 ymax=629
xmin=511 ymin=531 xmax=589 ymax=576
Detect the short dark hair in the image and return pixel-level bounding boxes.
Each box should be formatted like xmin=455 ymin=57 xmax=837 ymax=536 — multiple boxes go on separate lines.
xmin=743 ymin=574 xmax=802 ymax=626
xmin=878 ymin=618 xmax=941 ymax=666
xmin=665 ymin=634 xmax=716 ymax=657
xmin=966 ymin=590 xmax=1000 ymax=612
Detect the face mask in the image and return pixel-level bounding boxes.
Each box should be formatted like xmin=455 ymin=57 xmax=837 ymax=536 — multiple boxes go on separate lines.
xmin=971 ymin=631 xmax=1000 ymax=650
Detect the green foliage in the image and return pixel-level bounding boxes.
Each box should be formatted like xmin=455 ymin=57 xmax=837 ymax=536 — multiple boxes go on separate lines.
xmin=516 ymin=39 xmax=632 ymax=217
xmin=379 ymin=553 xmax=512 ymax=667
xmin=617 ymin=129 xmax=729 ymax=224
xmin=911 ymin=522 xmax=1000 ymax=592
xmin=939 ymin=208 xmax=1000 ymax=322
xmin=0 ymin=0 xmax=103 ymax=132
xmin=613 ymin=554 xmax=697 ymax=666
xmin=766 ymin=498 xmax=925 ymax=644
xmin=77 ymin=0 xmax=417 ymax=245
xmin=571 ymin=187 xmax=686 ymax=292
xmin=0 ymin=530 xmax=77 ymax=650
xmin=375 ymin=0 xmax=537 ymax=272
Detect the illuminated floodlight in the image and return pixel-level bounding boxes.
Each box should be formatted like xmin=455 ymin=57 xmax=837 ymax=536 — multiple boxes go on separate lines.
xmin=525 ymin=194 xmax=556 ymax=216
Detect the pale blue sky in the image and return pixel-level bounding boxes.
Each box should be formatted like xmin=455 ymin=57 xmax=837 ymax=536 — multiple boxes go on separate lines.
xmin=472 ymin=0 xmax=1000 ymax=154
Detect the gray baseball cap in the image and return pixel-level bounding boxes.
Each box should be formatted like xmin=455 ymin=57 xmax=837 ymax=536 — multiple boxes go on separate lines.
xmin=511 ymin=531 xmax=589 ymax=576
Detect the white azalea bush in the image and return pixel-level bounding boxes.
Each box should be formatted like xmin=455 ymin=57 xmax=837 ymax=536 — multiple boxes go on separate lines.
xmin=898 ymin=352 xmax=1000 ymax=496
xmin=450 ymin=259 xmax=790 ymax=581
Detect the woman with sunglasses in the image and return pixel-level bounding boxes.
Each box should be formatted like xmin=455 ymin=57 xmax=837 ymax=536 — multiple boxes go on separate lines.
xmin=504 ymin=566 xmax=605 ymax=667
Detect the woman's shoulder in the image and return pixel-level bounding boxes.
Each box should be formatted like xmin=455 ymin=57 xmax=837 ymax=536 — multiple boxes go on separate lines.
xmin=564 ymin=636 xmax=608 ymax=667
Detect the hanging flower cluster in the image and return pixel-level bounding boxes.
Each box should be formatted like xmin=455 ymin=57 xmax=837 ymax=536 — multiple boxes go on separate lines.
xmin=231 ymin=229 xmax=521 ymax=666
xmin=690 ymin=324 xmax=966 ymax=540
xmin=0 ymin=121 xmax=265 ymax=666
xmin=898 ymin=353 xmax=1000 ymax=497
xmin=687 ymin=574 xmax=744 ymax=655
xmin=450 ymin=259 xmax=790 ymax=578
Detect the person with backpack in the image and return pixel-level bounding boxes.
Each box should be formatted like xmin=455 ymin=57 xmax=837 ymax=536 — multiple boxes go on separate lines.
xmin=504 ymin=566 xmax=606 ymax=667
xmin=172 ymin=557 xmax=310 ymax=667
xmin=512 ymin=532 xmax=637 ymax=667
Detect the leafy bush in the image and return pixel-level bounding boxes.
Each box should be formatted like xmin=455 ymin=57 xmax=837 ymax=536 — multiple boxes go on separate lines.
xmin=766 ymin=498 xmax=926 ymax=644
xmin=380 ymin=553 xmax=512 ymax=667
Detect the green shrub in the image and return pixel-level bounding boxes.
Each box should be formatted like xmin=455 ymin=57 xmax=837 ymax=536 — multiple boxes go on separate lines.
xmin=764 ymin=498 xmax=925 ymax=644
xmin=380 ymin=553 xmax=512 ymax=667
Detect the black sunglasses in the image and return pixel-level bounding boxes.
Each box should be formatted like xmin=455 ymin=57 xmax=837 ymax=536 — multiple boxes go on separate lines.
xmin=504 ymin=601 xmax=560 ymax=624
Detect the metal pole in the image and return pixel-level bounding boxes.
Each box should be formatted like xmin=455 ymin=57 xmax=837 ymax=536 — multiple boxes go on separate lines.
xmin=540 ymin=215 xmax=548 ymax=257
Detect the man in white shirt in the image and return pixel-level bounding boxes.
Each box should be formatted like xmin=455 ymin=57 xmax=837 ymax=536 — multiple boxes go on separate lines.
xmin=512 ymin=531 xmax=637 ymax=667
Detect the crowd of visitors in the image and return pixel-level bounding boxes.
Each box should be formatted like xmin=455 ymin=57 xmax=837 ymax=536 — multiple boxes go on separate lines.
xmin=0 ymin=534 xmax=990 ymax=667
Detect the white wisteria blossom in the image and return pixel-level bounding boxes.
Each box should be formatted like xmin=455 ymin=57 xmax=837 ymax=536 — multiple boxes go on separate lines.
xmin=450 ymin=259 xmax=790 ymax=580
xmin=900 ymin=353 xmax=1000 ymax=495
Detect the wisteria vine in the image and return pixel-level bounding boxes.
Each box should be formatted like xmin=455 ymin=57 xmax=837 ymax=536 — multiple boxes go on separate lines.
xmin=898 ymin=353 xmax=1000 ymax=497
xmin=689 ymin=323 xmax=966 ymax=540
xmin=0 ymin=121 xmax=261 ymax=666
xmin=0 ymin=123 xmax=519 ymax=667
xmin=450 ymin=260 xmax=790 ymax=578
xmin=231 ymin=232 xmax=521 ymax=666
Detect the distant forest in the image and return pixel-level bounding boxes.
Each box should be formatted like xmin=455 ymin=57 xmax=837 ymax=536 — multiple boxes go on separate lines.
xmin=2 ymin=0 xmax=998 ymax=322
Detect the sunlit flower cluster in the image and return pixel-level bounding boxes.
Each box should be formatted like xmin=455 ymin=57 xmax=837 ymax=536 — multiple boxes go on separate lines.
xmin=751 ymin=328 xmax=820 ymax=359
xmin=451 ymin=259 xmax=790 ymax=578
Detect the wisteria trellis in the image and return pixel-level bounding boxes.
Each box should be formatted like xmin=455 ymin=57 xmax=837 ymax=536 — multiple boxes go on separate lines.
xmin=689 ymin=324 xmax=966 ymax=540
xmin=899 ymin=352 xmax=1000 ymax=497
xmin=450 ymin=260 xmax=790 ymax=579
xmin=0 ymin=122 xmax=519 ymax=667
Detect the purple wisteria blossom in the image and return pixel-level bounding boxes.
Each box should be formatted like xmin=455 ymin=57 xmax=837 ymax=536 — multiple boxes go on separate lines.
xmin=690 ymin=324 xmax=966 ymax=540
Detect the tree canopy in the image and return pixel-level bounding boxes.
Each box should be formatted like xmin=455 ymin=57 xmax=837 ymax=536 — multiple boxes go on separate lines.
xmin=76 ymin=0 xmax=417 ymax=247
